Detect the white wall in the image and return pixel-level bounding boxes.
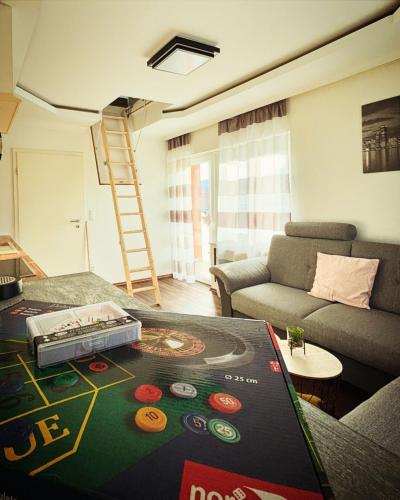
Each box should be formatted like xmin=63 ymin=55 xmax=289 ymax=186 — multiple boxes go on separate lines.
xmin=191 ymin=124 xmax=218 ymax=155
xmin=290 ymin=59 xmax=400 ymax=243
xmin=0 ymin=101 xmax=171 ymax=283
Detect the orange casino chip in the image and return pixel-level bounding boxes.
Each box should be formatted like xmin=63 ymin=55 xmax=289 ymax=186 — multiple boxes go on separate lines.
xmin=135 ymin=407 xmax=167 ymax=433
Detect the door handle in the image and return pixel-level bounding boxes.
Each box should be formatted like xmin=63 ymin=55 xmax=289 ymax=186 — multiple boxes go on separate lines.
xmin=69 ymin=219 xmax=81 ymax=223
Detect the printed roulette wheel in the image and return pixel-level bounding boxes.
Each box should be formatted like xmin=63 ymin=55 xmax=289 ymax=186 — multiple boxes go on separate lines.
xmin=131 ymin=327 xmax=254 ymax=369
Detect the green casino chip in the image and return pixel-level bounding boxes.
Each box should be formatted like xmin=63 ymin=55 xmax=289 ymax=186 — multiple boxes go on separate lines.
xmin=208 ymin=418 xmax=240 ymax=444
xmin=53 ymin=372 xmax=80 ymax=387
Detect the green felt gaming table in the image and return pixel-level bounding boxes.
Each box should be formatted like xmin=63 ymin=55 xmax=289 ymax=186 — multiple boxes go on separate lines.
xmin=0 ymin=298 xmax=333 ymax=499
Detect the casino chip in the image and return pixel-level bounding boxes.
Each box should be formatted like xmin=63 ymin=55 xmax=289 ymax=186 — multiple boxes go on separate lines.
xmin=208 ymin=393 xmax=242 ymax=414
xmin=0 ymin=379 xmax=24 ymax=395
xmin=208 ymin=419 xmax=241 ymax=444
xmin=135 ymin=407 xmax=167 ymax=433
xmin=170 ymin=382 xmax=197 ymax=399
xmin=0 ymin=419 xmax=33 ymax=447
xmin=181 ymin=414 xmax=209 ymax=435
xmin=53 ymin=372 xmax=80 ymax=387
xmin=134 ymin=384 xmax=162 ymax=403
xmin=88 ymin=362 xmax=109 ymax=373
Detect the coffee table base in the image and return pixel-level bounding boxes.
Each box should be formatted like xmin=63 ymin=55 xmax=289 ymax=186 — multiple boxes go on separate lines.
xmin=291 ymin=374 xmax=341 ymax=415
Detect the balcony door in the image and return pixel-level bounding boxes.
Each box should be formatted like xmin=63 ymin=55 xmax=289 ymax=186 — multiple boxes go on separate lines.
xmin=191 ymin=154 xmax=217 ymax=284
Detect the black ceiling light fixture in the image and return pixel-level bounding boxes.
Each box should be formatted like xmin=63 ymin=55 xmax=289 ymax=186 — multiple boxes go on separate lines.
xmin=147 ymin=36 xmax=220 ymax=75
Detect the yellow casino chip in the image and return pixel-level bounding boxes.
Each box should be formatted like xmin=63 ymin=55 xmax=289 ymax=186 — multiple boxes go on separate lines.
xmin=135 ymin=407 xmax=167 ymax=433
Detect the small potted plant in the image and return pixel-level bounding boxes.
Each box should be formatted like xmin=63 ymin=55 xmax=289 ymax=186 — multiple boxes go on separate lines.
xmin=287 ymin=326 xmax=305 ymax=355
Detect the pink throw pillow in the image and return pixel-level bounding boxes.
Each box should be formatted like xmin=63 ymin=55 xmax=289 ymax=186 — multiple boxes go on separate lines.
xmin=308 ymin=252 xmax=379 ymax=309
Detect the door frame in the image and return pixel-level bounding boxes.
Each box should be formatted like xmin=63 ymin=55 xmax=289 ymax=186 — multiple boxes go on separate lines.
xmin=12 ymin=147 xmax=85 ymax=244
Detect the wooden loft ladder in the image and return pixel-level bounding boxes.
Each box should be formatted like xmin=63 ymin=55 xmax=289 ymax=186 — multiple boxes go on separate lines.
xmin=100 ymin=113 xmax=161 ymax=304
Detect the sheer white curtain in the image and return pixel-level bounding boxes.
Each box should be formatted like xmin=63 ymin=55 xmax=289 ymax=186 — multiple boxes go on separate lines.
xmin=217 ymin=103 xmax=291 ymax=262
xmin=167 ymin=140 xmax=195 ymax=283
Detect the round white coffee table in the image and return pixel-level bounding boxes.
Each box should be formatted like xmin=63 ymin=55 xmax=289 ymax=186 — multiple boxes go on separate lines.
xmin=277 ymin=339 xmax=343 ymax=380
xmin=277 ymin=338 xmax=343 ymax=413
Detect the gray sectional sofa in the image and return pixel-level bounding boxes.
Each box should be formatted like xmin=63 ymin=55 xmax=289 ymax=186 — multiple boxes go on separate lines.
xmin=210 ymin=222 xmax=400 ymax=392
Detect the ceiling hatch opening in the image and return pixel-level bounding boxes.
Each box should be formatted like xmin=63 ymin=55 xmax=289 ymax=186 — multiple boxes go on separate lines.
xmin=102 ymin=96 xmax=152 ymax=118
xmin=92 ymin=96 xmax=161 ymax=186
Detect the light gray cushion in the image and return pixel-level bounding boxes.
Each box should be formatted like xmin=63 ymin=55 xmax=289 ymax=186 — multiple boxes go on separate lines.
xmin=267 ymin=235 xmax=352 ymax=291
xmin=351 ymin=240 xmax=400 ymax=315
xmin=304 ymin=304 xmax=400 ymax=376
xmin=210 ymin=257 xmax=270 ymax=295
xmin=231 ymin=282 xmax=331 ymax=330
xmin=285 ymin=221 xmax=357 ymax=241
xmin=340 ymin=377 xmax=400 ymax=457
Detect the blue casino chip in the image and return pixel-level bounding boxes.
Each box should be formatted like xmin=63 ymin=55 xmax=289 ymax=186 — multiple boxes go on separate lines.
xmin=0 ymin=379 xmax=24 ymax=396
xmin=181 ymin=414 xmax=209 ymax=435
xmin=0 ymin=419 xmax=33 ymax=447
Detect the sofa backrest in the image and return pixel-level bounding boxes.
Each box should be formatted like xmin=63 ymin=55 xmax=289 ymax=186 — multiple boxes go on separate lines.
xmin=267 ymin=222 xmax=356 ymax=291
xmin=351 ymin=240 xmax=400 ymax=314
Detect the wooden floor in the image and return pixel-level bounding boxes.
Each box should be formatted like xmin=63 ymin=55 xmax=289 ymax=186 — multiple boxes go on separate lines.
xmin=117 ymin=277 xmax=368 ymax=418
xmin=119 ymin=277 xmax=221 ymax=316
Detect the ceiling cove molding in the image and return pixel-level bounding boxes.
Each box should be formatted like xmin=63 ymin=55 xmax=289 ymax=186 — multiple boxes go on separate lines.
xmin=162 ymin=5 xmax=400 ymax=118
xmin=15 ymin=85 xmax=101 ymax=126
xmin=15 ymin=84 xmax=100 ymax=115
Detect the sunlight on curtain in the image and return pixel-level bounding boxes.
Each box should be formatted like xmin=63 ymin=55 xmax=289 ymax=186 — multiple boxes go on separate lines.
xmin=217 ymin=115 xmax=291 ymax=262
xmin=167 ymin=144 xmax=196 ymax=282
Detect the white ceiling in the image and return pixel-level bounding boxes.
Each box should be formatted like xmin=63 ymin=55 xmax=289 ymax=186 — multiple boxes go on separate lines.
xmin=141 ymin=7 xmax=400 ymax=139
xmin=14 ymin=0 xmax=398 ymax=112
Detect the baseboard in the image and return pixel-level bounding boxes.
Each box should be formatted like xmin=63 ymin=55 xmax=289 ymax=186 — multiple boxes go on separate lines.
xmin=114 ymin=274 xmax=172 ymax=287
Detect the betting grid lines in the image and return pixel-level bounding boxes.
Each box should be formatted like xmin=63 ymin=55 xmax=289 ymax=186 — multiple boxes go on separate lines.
xmin=0 ymin=341 xmax=136 ymax=476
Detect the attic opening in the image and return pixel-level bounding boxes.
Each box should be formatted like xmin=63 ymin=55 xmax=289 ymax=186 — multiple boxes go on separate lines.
xmin=102 ymin=96 xmax=152 ymax=117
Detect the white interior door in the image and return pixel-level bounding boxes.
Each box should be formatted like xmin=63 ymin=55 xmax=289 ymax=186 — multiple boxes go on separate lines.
xmin=14 ymin=150 xmax=86 ymax=277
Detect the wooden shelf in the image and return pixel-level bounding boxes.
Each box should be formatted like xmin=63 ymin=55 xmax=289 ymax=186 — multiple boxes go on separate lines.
xmin=0 ymin=235 xmax=46 ymax=280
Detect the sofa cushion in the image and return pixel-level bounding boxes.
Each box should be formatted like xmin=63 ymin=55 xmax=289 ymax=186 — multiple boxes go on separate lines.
xmin=304 ymin=304 xmax=400 ymax=376
xmin=340 ymin=377 xmax=400 ymax=457
xmin=309 ymin=252 xmax=379 ymax=309
xmin=267 ymin=235 xmax=352 ymax=291
xmin=351 ymin=240 xmax=400 ymax=315
xmin=231 ymin=282 xmax=331 ymax=330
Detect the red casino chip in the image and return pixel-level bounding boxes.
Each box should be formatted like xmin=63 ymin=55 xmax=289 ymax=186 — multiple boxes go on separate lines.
xmin=134 ymin=384 xmax=163 ymax=403
xmin=88 ymin=361 xmax=109 ymax=373
xmin=208 ymin=393 xmax=242 ymax=414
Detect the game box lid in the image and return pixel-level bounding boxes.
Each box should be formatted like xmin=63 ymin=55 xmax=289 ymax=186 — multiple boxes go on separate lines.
xmin=0 ymin=301 xmax=333 ymax=500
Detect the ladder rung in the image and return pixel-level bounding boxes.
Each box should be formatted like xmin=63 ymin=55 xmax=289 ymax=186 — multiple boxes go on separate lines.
xmin=129 ymin=267 xmax=151 ymax=273
xmin=113 ymin=179 xmax=133 ymax=184
xmin=123 ymin=230 xmax=144 ymax=234
xmin=109 ymin=161 xmax=134 ymax=165
xmin=103 ymin=115 xmax=124 ymax=120
xmin=120 ymin=212 xmax=142 ymax=216
xmin=105 ymin=130 xmax=127 ymax=135
xmin=126 ymin=248 xmax=147 ymax=253
xmin=109 ymin=146 xmax=130 ymax=150
xmin=117 ymin=195 xmax=138 ymax=198
xmin=131 ymin=286 xmax=156 ymax=293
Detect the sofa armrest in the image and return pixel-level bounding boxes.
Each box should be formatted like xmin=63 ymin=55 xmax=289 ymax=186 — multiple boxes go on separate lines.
xmin=210 ymin=257 xmax=271 ymax=295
